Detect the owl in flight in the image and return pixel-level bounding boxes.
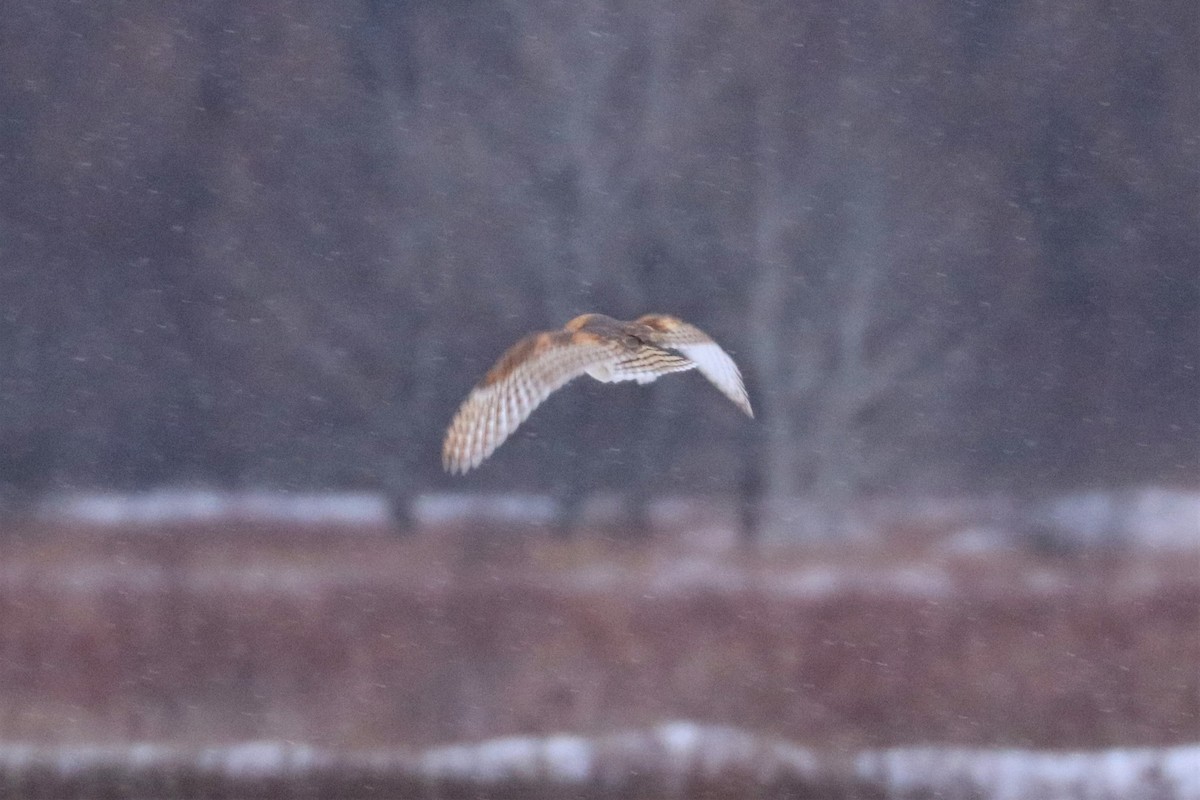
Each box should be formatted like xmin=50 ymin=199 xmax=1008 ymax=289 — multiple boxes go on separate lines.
xmin=442 ymin=313 xmax=753 ymax=474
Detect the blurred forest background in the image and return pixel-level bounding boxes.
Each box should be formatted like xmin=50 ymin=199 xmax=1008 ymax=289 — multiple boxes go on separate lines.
xmin=0 ymin=0 xmax=1197 ymax=534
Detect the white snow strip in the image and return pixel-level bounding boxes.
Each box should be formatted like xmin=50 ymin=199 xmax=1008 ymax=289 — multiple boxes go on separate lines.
xmin=413 ymin=492 xmax=560 ymax=525
xmin=419 ymin=733 xmax=593 ymax=783
xmin=0 ymin=730 xmax=1195 ymax=798
xmin=416 ymin=725 xmax=1200 ymax=798
xmin=1029 ymin=487 xmax=1200 ymax=550
xmin=39 ymin=490 xmax=391 ymax=526
xmin=29 ymin=488 xmax=1200 ymax=552
xmin=196 ymin=741 xmax=321 ymax=777
xmin=858 ymin=742 xmax=1200 ymax=800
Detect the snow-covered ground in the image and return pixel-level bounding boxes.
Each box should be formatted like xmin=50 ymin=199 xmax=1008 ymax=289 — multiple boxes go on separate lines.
xmin=1028 ymin=487 xmax=1200 ymax=549
xmin=36 ymin=489 xmax=392 ymax=527
xmin=32 ymin=486 xmax=1200 ymax=551
xmin=0 ymin=724 xmax=1195 ymax=799
xmin=416 ymin=723 xmax=1200 ymax=798
xmin=412 ymin=491 xmax=561 ymax=526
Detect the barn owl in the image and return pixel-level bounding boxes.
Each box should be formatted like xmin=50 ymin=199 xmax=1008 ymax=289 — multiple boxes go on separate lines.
xmin=442 ymin=313 xmax=753 ymax=474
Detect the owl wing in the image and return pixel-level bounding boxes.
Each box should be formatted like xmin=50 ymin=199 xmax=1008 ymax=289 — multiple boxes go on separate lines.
xmin=606 ymin=345 xmax=697 ymax=384
xmin=442 ymin=330 xmax=625 ymax=474
xmin=636 ymin=315 xmax=754 ymax=417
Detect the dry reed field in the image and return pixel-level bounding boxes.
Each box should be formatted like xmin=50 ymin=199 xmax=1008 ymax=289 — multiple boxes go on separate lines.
xmin=0 ymin=519 xmax=1196 ymax=797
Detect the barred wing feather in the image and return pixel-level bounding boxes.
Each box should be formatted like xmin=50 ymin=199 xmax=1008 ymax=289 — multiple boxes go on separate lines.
xmin=441 ymin=332 xmax=621 ymax=474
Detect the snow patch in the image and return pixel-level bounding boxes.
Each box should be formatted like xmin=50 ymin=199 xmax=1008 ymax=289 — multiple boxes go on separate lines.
xmin=859 ymin=742 xmax=1200 ymax=800
xmin=420 ymin=733 xmax=593 ymax=783
xmin=413 ymin=492 xmax=560 ymax=526
xmin=0 ymin=731 xmax=1195 ymax=798
xmin=1028 ymin=487 xmax=1200 ymax=550
xmin=197 ymin=741 xmax=320 ymax=777
xmin=40 ymin=489 xmax=391 ymax=526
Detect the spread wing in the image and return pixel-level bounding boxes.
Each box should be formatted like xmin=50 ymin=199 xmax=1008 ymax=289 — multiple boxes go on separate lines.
xmin=636 ymin=315 xmax=754 ymax=417
xmin=442 ymin=330 xmax=624 ymax=474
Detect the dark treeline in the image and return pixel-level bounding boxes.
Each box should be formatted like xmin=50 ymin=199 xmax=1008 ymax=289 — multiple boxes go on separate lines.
xmin=0 ymin=0 xmax=1196 ymax=534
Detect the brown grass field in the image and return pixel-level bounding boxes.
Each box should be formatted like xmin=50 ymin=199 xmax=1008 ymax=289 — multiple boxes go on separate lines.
xmin=0 ymin=517 xmax=1195 ymax=759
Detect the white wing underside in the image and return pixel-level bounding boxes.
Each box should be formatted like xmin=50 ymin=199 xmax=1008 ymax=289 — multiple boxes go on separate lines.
xmin=670 ymin=342 xmax=753 ymax=417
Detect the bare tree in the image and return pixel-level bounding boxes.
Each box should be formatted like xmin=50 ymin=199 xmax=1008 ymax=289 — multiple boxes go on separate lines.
xmin=736 ymin=5 xmax=973 ymax=542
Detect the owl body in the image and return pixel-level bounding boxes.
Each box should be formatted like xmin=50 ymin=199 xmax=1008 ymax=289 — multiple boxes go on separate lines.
xmin=442 ymin=313 xmax=752 ymax=474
